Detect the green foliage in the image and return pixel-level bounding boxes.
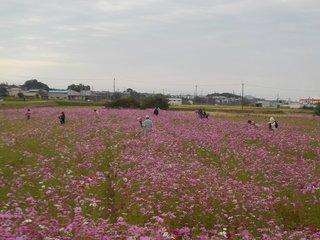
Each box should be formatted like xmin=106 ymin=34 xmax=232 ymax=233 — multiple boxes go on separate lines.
xmin=0 ymin=86 xmax=8 ymax=97
xmin=106 ymin=94 xmax=169 ymax=109
xmin=126 ymin=88 xmax=140 ymax=97
xmin=193 ymin=96 xmax=207 ymax=104
xmin=315 ymin=104 xmax=320 ymax=116
xmin=67 ymin=84 xmax=91 ymax=92
xmin=302 ymin=105 xmax=315 ymax=110
xmin=0 ymin=100 xmax=103 ymax=109
xmin=23 ymin=79 xmax=49 ymax=91
xmin=54 ymin=100 xmax=104 ymax=107
xmin=141 ymin=94 xmax=169 ymax=110
xmin=17 ymin=92 xmax=24 ymax=99
xmin=106 ymin=96 xmax=140 ymax=108
xmin=273 ymin=188 xmax=320 ymax=231
xmin=111 ymin=92 xmax=123 ymax=100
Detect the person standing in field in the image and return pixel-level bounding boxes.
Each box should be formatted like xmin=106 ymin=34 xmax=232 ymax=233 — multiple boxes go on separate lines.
xmin=25 ymin=109 xmax=31 ymax=120
xmin=94 ymin=109 xmax=99 ymax=118
xmin=59 ymin=112 xmax=65 ymax=125
xmin=138 ymin=117 xmax=143 ymax=128
xmin=248 ymin=120 xmax=258 ymax=128
xmin=142 ymin=115 xmax=153 ymax=134
xmin=196 ymin=109 xmax=203 ymax=118
xmin=268 ymin=117 xmax=278 ymax=130
xmin=153 ymin=107 xmax=159 ymax=116
xmin=203 ymin=110 xmax=209 ymax=119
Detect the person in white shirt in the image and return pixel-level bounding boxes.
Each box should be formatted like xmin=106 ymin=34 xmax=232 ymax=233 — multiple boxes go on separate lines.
xmin=268 ymin=117 xmax=278 ymax=130
xmin=142 ymin=115 xmax=153 ymax=134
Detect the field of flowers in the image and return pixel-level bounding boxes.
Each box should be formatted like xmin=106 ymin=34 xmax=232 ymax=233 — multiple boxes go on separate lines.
xmin=0 ymin=108 xmax=319 ymax=239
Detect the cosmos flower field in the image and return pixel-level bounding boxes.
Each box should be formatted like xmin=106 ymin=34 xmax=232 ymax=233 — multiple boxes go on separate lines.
xmin=0 ymin=108 xmax=319 ymax=239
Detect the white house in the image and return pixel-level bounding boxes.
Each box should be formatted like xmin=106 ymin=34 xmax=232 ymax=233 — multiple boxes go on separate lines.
xmin=25 ymin=89 xmax=48 ymax=99
xmin=80 ymin=90 xmax=96 ymax=101
xmin=299 ymin=98 xmax=320 ymax=107
xmin=289 ymin=103 xmax=302 ymax=109
xmin=23 ymin=91 xmax=39 ymax=98
xmin=48 ymin=90 xmax=68 ymax=100
xmin=68 ymin=90 xmax=81 ymax=100
xmin=7 ymin=87 xmax=22 ymax=97
xmin=255 ymin=101 xmax=279 ymax=108
xmin=168 ymin=98 xmax=182 ymax=106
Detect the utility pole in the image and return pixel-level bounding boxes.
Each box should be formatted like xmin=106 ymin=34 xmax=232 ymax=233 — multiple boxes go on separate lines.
xmin=113 ymin=78 xmax=116 ymax=93
xmin=241 ymin=83 xmax=244 ymax=111
xmin=195 ymin=85 xmax=198 ymax=98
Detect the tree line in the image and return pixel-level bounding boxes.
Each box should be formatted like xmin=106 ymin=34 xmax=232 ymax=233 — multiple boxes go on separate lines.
xmin=0 ymin=79 xmax=92 ymax=98
xmin=106 ymin=89 xmax=169 ymax=110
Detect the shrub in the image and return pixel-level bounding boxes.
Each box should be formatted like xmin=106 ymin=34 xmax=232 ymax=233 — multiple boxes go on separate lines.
xmin=141 ymin=95 xmax=169 ymax=110
xmin=17 ymin=92 xmax=25 ymax=99
xmin=0 ymin=86 xmax=8 ymax=98
xmin=315 ymin=104 xmax=320 ymax=116
xmin=302 ymin=105 xmax=315 ymax=110
xmin=55 ymin=101 xmax=104 ymax=107
xmin=106 ymin=96 xmax=140 ymax=109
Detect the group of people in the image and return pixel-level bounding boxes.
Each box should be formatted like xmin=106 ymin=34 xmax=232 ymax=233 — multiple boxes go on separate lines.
xmin=138 ymin=115 xmax=153 ymax=134
xmin=25 ymin=106 xmax=279 ymax=133
xmin=247 ymin=117 xmax=279 ymax=131
xmin=153 ymin=107 xmax=160 ymax=116
xmin=196 ymin=109 xmax=209 ymax=119
xmin=25 ymin=107 xmax=156 ymax=133
xmin=137 ymin=107 xmax=160 ymax=134
xmin=25 ymin=109 xmax=65 ymax=125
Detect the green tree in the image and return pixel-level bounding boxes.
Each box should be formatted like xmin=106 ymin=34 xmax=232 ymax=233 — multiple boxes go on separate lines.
xmin=22 ymin=79 xmax=49 ymax=91
xmin=0 ymin=86 xmax=8 ymax=98
xmin=315 ymin=104 xmax=320 ymax=116
xmin=106 ymin=96 xmax=140 ymax=108
xmin=126 ymin=88 xmax=141 ymax=99
xmin=141 ymin=95 xmax=169 ymax=110
xmin=67 ymin=84 xmax=91 ymax=92
xmin=17 ymin=92 xmax=25 ymax=99
xmin=193 ymin=96 xmax=207 ymax=104
xmin=111 ymin=92 xmax=123 ymax=100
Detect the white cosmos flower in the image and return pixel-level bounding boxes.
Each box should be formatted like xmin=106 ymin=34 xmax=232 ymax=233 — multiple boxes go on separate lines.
xmin=22 ymin=219 xmax=32 ymax=224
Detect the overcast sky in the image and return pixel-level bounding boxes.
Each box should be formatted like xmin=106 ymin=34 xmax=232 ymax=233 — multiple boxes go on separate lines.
xmin=0 ymin=0 xmax=319 ymax=99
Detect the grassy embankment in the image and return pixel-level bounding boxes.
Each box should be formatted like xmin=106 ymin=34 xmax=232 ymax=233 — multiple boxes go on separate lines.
xmin=170 ymin=104 xmax=313 ymax=115
xmin=0 ymin=100 xmax=105 ymax=109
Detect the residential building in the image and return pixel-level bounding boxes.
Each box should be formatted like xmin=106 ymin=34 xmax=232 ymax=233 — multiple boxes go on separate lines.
xmin=48 ymin=90 xmax=68 ymax=100
xmin=80 ymin=90 xmax=97 ymax=101
xmin=93 ymin=91 xmax=110 ymax=101
xmin=299 ymin=98 xmax=320 ymax=106
xmin=255 ymin=101 xmax=279 ymax=108
xmin=206 ymin=93 xmax=242 ymax=105
xmin=27 ymin=89 xmax=48 ymax=99
xmin=7 ymin=87 xmax=22 ymax=97
xmin=68 ymin=90 xmax=81 ymax=100
xmin=168 ymin=97 xmax=182 ymax=105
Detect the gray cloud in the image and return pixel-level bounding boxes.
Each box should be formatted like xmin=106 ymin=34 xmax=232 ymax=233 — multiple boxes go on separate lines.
xmin=0 ymin=0 xmax=319 ymax=99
